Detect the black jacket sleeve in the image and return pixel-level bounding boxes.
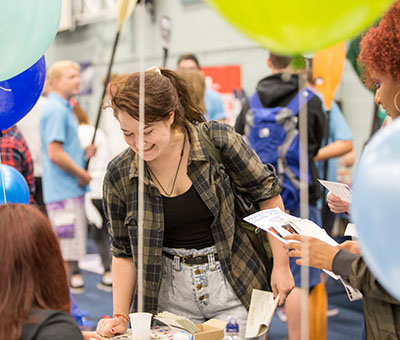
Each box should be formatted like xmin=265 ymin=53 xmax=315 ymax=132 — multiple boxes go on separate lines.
xmin=234 ymin=98 xmax=250 ymax=135
xmin=307 ymin=96 xmax=326 ymax=158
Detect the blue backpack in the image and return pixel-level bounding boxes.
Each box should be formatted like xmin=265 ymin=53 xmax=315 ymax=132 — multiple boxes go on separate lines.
xmin=248 ymin=89 xmax=314 ymax=210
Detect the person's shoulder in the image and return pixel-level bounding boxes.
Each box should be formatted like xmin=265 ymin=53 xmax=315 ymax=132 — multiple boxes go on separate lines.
xmin=42 ymin=94 xmax=63 ymax=109
xmin=235 ymin=98 xmax=251 ymax=134
xmin=41 ymin=309 xmax=77 ymax=324
xmin=2 ymin=126 xmax=20 ymax=138
xmin=107 ymin=147 xmax=135 ymax=175
xmin=206 ymin=88 xmax=222 ymax=99
xmin=309 ymin=92 xmax=323 ymax=107
xmin=2 ymin=126 xmax=28 ymax=146
xmin=308 ymin=94 xmax=325 ymax=116
xmin=202 ymin=120 xmax=237 ymax=147
xmin=22 ymin=310 xmax=83 ymax=340
xmin=40 ymin=310 xmax=83 ymax=340
xmin=41 ymin=95 xmax=69 ymax=117
xmin=203 ymin=120 xmax=232 ymax=133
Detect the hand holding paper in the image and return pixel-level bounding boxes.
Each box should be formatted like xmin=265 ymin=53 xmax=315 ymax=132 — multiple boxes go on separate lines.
xmin=283 ymin=234 xmax=339 ymax=271
xmin=244 ymin=208 xmax=338 ymax=279
xmin=283 ymin=234 xmax=362 ymax=302
xmin=318 ymin=179 xmax=352 ymax=203
xmin=244 ymin=208 xmax=337 ymax=246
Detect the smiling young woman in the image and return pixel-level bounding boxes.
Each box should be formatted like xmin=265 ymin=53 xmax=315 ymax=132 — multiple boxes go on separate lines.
xmin=95 ymin=68 xmax=295 ymax=338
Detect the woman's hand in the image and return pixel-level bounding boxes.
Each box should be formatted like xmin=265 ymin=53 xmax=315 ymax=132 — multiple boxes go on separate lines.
xmin=96 ymin=316 xmax=129 ymax=338
xmin=337 ymin=240 xmax=360 ymax=255
xmin=283 ymin=234 xmax=339 ymax=271
xmin=327 ymin=192 xmax=350 ymax=214
xmin=270 ymin=262 xmax=294 ymax=306
xmin=260 ymin=194 xmax=294 ymax=306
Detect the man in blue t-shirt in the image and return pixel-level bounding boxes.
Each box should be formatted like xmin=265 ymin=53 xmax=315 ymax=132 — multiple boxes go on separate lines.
xmin=40 ymin=60 xmax=96 ymax=293
xmin=177 ymin=53 xmax=226 ymax=122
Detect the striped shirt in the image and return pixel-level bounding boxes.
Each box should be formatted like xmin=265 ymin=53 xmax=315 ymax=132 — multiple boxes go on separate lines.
xmin=103 ymin=120 xmax=282 ymax=314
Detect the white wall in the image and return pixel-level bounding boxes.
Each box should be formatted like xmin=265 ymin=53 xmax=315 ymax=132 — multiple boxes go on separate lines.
xmin=339 ymin=60 xmax=375 ymax=160
xmin=45 ymin=0 xmax=375 ymax=162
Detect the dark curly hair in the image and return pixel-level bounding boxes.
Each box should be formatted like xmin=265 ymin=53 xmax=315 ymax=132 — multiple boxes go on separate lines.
xmin=359 ymin=1 xmax=400 ymax=88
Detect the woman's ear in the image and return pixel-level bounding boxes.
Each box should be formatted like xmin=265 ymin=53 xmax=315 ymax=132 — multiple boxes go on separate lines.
xmin=168 ymin=111 xmax=175 ymax=126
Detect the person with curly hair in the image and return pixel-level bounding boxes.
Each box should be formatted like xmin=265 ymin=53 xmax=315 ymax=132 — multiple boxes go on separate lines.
xmin=359 ymin=0 xmax=400 ymax=121
xmin=284 ymin=3 xmax=400 ymax=339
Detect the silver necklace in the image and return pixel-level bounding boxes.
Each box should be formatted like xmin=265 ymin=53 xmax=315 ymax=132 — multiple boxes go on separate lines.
xmin=145 ymin=133 xmax=186 ymax=197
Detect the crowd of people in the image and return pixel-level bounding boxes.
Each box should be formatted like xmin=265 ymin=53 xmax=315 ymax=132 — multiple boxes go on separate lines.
xmin=1 ymin=2 xmax=400 ymax=340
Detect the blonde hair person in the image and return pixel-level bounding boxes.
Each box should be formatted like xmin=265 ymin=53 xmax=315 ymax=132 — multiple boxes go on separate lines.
xmin=47 ymin=60 xmax=80 ymax=86
xmin=177 ymin=69 xmax=206 ymax=114
xmin=39 ymin=59 xmax=96 ymax=293
xmin=101 ymin=73 xmax=131 ymax=158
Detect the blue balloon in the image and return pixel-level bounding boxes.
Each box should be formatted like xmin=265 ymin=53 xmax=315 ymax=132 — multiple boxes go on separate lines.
xmin=0 ymin=164 xmax=30 ymax=205
xmin=0 ymin=0 xmax=61 ymax=81
xmin=352 ymin=118 xmax=400 ymax=301
xmin=0 ymin=56 xmax=46 ymax=131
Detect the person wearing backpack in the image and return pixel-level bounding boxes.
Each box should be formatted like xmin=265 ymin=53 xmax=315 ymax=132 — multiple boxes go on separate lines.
xmin=235 ymin=53 xmax=326 ymax=340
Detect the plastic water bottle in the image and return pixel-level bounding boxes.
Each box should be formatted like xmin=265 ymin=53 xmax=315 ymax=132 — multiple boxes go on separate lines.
xmin=222 ymin=316 xmax=239 ymax=340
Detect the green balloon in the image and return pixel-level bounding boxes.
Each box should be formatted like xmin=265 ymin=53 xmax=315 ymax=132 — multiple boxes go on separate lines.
xmin=206 ymin=0 xmax=395 ymax=54
xmin=0 ymin=0 xmax=61 ymax=81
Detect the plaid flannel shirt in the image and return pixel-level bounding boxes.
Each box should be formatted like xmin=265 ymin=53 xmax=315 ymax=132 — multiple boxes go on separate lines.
xmin=103 ymin=121 xmax=282 ymax=314
xmin=0 ymin=126 xmax=35 ymax=203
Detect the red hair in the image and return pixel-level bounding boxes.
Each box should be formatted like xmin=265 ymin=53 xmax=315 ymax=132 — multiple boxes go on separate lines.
xmin=359 ymin=1 xmax=400 ymax=88
xmin=0 ymin=204 xmax=70 ymax=340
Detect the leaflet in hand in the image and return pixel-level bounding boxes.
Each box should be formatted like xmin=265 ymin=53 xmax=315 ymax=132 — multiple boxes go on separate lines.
xmin=154 ymin=311 xmax=200 ymax=334
xmin=244 ymin=208 xmax=338 ymax=247
xmin=245 ymin=290 xmax=279 ymax=338
xmin=318 ymin=179 xmax=352 ymax=203
xmin=244 ymin=208 xmax=339 ymax=279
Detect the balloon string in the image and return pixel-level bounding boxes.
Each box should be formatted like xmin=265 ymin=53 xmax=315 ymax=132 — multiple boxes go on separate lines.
xmin=137 ymin=0 xmax=146 ymax=313
xmin=298 ymin=71 xmax=310 ymax=340
xmin=0 ymin=152 xmax=7 ymax=204
xmin=0 ymin=86 xmax=11 ymax=92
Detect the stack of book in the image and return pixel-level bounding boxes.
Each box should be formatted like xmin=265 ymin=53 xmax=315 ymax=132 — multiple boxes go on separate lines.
xmin=154 ymin=311 xmax=201 ymax=334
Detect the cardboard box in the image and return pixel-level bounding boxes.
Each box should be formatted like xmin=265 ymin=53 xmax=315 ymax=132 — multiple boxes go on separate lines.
xmin=194 ymin=319 xmax=227 ymax=340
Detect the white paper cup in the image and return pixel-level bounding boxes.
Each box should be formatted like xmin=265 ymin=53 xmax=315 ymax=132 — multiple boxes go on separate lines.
xmin=129 ymin=312 xmax=152 ymax=340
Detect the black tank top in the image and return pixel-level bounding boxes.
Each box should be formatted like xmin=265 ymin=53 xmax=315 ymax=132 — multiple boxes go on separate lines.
xmin=162 ymin=185 xmax=215 ymax=249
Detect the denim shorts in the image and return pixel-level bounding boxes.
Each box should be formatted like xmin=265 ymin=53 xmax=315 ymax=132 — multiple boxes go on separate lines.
xmin=158 ymin=245 xmax=249 ymax=338
xmin=46 ymin=196 xmax=87 ymax=261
